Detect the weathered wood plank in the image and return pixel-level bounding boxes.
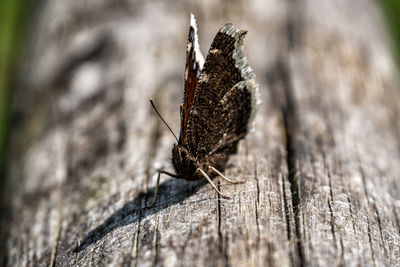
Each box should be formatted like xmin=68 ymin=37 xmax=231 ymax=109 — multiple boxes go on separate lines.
xmin=2 ymin=0 xmax=400 ymax=266
xmin=284 ymin=1 xmax=400 ymax=265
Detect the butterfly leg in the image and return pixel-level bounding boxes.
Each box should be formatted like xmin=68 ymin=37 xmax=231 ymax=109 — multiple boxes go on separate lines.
xmin=209 ymin=166 xmax=244 ymax=184
xmin=147 ymin=170 xmax=182 ymax=208
xmin=197 ymin=168 xmax=229 ymax=198
xmin=147 ymin=171 xmax=162 ymax=208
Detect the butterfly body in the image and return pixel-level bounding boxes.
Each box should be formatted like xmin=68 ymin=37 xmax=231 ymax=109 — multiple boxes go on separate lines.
xmin=172 ymin=142 xmax=232 ymax=180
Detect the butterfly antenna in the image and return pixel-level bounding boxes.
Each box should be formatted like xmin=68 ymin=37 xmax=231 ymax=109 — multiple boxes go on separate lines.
xmin=149 ymin=98 xmax=179 ymax=142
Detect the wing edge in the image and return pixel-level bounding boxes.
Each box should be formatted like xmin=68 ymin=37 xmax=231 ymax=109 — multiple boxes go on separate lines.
xmin=220 ymin=23 xmax=261 ymax=132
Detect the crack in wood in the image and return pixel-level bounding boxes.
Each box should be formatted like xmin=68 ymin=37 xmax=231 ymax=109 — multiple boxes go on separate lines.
xmin=281 ymin=173 xmax=291 ymax=241
xmin=267 ymin=59 xmax=295 ymax=264
xmin=392 ymin=205 xmax=400 ymax=235
xmin=75 ymin=233 xmax=82 ymax=264
xmin=254 ymin=163 xmax=261 ymax=247
xmin=327 ymin=168 xmax=338 ymax=252
xmin=373 ymin=200 xmax=388 ymax=261
xmin=49 ymin=150 xmax=68 ymax=267
xmin=281 ymin=172 xmax=295 ymax=266
xmin=130 ymin=210 xmax=142 ymax=267
xmin=152 ymin=217 xmax=159 ymax=266
xmin=49 ymin=208 xmax=62 ymax=267
xmin=276 ymin=0 xmax=307 ymax=264
xmin=346 ymin=195 xmax=357 ymax=236
xmin=217 ymin=181 xmax=229 ymax=267
xmin=277 ymin=58 xmax=304 ymax=267
xmin=327 ymin=199 xmax=337 ymax=251
xmin=366 ymin=216 xmax=377 ymax=267
xmin=359 ymin=162 xmax=379 ymax=266
xmin=302 ymin=212 xmax=311 ymax=264
xmin=179 ymin=225 xmax=193 ymax=259
xmin=339 ymin=236 xmax=345 ymax=264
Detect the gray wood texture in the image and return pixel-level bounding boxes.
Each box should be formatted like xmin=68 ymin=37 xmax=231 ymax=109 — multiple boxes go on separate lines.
xmin=2 ymin=0 xmax=400 ymax=266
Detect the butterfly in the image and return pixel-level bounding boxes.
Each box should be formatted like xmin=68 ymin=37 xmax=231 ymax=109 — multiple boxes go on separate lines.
xmin=149 ymin=14 xmax=259 ymax=206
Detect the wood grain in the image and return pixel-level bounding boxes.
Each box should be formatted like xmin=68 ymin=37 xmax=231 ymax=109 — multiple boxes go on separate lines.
xmin=2 ymin=0 xmax=400 ymax=266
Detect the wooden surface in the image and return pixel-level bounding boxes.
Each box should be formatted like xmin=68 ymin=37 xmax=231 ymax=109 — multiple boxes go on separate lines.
xmin=2 ymin=0 xmax=400 ymax=266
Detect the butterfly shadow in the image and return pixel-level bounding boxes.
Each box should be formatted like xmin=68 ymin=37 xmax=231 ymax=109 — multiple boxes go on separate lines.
xmin=73 ymin=177 xmax=207 ymax=253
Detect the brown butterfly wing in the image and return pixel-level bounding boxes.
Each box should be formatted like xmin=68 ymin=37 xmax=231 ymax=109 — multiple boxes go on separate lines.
xmin=202 ymin=81 xmax=256 ymax=171
xmin=185 ymin=23 xmax=258 ymax=161
xmin=180 ymin=14 xmax=204 ymax=145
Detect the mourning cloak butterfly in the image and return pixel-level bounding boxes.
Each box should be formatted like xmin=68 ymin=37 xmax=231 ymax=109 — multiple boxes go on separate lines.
xmin=149 ymin=14 xmax=259 ymax=206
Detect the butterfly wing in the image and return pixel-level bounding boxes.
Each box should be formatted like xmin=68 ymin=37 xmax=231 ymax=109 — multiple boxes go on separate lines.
xmin=180 ymin=14 xmax=204 ymax=145
xmin=204 ymin=81 xmax=257 ymax=170
xmin=185 ymin=23 xmax=259 ymax=159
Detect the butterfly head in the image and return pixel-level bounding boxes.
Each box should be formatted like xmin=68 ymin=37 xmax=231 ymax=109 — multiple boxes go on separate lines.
xmin=171 ymin=144 xmax=198 ymax=179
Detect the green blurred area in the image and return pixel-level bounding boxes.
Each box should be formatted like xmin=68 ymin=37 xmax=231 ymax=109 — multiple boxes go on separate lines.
xmin=0 ymin=0 xmax=29 ymax=169
xmin=381 ymin=0 xmax=400 ymax=68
